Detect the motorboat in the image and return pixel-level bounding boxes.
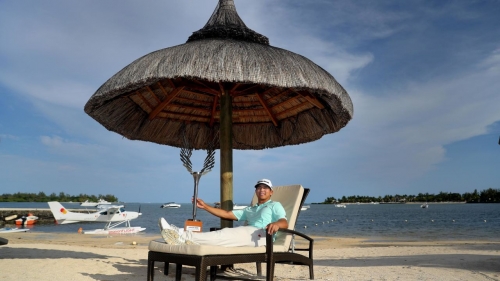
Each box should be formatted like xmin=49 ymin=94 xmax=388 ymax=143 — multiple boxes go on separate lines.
xmin=233 ymin=204 xmax=247 ymax=210
xmin=421 ymin=203 xmax=429 ymax=208
xmin=81 ymin=198 xmax=112 ymax=207
xmin=334 ymin=204 xmax=347 ymax=208
xmin=213 ymin=203 xmax=247 ymax=210
xmin=161 ymin=202 xmax=181 ymax=208
xmin=301 ymin=205 xmax=310 ymax=211
xmin=15 ymin=214 xmax=38 ymax=225
xmin=0 ymin=227 xmax=30 ymax=233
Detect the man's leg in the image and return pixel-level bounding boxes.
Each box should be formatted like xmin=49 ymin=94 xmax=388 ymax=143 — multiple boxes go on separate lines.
xmin=186 ymin=226 xmax=266 ymax=247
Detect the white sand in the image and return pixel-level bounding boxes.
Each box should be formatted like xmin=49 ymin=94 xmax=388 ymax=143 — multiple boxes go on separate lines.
xmin=1 ymin=232 xmax=499 ymax=280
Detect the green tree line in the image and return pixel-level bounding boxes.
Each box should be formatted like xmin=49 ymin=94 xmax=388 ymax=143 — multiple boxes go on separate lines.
xmin=323 ymin=188 xmax=500 ymax=204
xmin=0 ymin=192 xmax=118 ymax=203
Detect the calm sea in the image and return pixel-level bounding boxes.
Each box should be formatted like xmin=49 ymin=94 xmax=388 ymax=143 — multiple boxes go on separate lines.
xmin=2 ymin=202 xmax=499 ymax=242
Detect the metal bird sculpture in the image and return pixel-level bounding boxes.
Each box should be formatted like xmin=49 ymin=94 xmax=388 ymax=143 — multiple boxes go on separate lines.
xmin=179 ymin=131 xmax=219 ymax=226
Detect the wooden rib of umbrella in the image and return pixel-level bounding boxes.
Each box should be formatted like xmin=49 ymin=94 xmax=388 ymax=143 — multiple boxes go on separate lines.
xmin=128 ymin=77 xmax=324 ymax=129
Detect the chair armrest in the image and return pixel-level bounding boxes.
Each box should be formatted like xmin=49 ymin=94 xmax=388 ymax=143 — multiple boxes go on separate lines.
xmin=277 ymin=228 xmax=314 ymax=243
xmin=265 ymin=228 xmax=314 ymax=258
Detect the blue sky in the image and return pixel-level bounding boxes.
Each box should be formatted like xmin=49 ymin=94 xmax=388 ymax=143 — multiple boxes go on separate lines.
xmin=1 ymin=0 xmax=499 ymax=203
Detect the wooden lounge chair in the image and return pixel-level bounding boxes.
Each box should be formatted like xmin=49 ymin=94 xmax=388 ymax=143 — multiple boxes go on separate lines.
xmin=147 ymin=184 xmax=313 ymax=281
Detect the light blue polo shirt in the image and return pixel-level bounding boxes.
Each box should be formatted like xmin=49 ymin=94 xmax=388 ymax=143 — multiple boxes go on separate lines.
xmin=232 ymin=200 xmax=286 ymax=228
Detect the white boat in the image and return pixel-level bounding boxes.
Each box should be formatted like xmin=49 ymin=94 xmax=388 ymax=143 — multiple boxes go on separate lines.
xmin=81 ymin=199 xmax=112 ymax=207
xmin=334 ymin=204 xmax=347 ymax=208
xmin=233 ymin=204 xmax=247 ymax=210
xmin=161 ymin=202 xmax=181 ymax=208
xmin=0 ymin=227 xmax=30 ymax=233
xmin=213 ymin=203 xmax=247 ymax=210
xmin=421 ymin=203 xmax=429 ymax=208
xmin=301 ymin=205 xmax=310 ymax=211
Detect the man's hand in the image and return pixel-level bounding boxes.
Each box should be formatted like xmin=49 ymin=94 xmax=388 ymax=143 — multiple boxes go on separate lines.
xmin=265 ymin=218 xmax=288 ymax=235
xmin=193 ymin=198 xmax=208 ymax=209
xmin=266 ymin=222 xmax=281 ymax=235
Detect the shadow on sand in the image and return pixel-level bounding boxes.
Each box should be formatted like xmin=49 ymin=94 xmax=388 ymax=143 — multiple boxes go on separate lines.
xmin=315 ymin=243 xmax=500 ymax=273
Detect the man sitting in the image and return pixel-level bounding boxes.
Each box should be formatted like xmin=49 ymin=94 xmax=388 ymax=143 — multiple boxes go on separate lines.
xmin=159 ymin=179 xmax=288 ymax=247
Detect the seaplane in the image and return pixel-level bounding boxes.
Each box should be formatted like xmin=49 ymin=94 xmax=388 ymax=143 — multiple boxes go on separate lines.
xmin=48 ymin=201 xmax=146 ymax=235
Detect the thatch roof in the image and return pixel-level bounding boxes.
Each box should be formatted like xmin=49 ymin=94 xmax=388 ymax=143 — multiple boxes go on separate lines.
xmin=84 ymin=0 xmax=353 ymax=150
xmin=187 ymin=0 xmax=269 ymax=45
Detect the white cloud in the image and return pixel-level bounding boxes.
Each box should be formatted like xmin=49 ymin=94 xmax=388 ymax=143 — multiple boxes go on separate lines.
xmin=0 ymin=134 xmax=19 ymax=141
xmin=325 ymin=50 xmax=500 ymax=190
xmin=1 ymin=0 xmax=499 ymax=202
xmin=40 ymin=135 xmax=63 ymax=147
xmin=479 ymin=48 xmax=500 ymax=73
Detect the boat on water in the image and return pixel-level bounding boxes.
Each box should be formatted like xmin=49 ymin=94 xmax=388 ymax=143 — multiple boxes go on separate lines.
xmin=213 ymin=203 xmax=248 ymax=210
xmin=15 ymin=215 xmax=38 ymax=226
xmin=301 ymin=205 xmax=310 ymax=211
xmin=81 ymin=198 xmax=112 ymax=207
xmin=421 ymin=203 xmax=429 ymax=208
xmin=161 ymin=202 xmax=181 ymax=208
xmin=0 ymin=227 xmax=30 ymax=233
xmin=233 ymin=204 xmax=247 ymax=210
xmin=334 ymin=204 xmax=347 ymax=208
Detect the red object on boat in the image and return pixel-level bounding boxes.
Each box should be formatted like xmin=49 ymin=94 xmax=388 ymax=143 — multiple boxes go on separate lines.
xmin=15 ymin=215 xmax=38 ymax=225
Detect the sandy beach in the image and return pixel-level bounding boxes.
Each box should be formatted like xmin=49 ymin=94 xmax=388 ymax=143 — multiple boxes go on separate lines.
xmin=1 ymin=232 xmax=499 ymax=281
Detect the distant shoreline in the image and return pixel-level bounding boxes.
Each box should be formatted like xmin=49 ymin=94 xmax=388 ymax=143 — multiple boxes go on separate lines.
xmin=313 ymin=201 xmax=469 ymax=204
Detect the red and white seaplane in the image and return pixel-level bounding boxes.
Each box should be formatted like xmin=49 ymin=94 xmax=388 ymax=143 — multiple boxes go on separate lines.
xmin=48 ymin=201 xmax=146 ymax=235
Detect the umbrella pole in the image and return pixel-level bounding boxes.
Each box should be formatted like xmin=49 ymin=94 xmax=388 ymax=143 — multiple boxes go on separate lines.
xmin=191 ymin=172 xmax=202 ymax=221
xmin=220 ymin=88 xmax=233 ymax=229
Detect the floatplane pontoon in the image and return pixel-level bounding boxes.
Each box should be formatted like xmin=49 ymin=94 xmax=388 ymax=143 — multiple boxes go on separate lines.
xmin=48 ymin=201 xmax=145 ymax=235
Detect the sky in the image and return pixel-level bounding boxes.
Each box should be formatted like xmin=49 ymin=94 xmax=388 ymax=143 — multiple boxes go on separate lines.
xmin=0 ymin=0 xmax=499 ymax=204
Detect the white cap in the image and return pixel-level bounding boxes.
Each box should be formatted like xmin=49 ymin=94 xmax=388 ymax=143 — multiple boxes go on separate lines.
xmin=254 ymin=179 xmax=273 ymax=190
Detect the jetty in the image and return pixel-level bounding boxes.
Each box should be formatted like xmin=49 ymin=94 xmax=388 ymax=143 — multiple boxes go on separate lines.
xmin=0 ymin=208 xmax=89 ymax=226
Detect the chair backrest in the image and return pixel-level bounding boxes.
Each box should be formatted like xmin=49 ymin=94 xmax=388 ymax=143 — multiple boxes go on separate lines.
xmin=250 ymin=185 xmax=305 ymax=249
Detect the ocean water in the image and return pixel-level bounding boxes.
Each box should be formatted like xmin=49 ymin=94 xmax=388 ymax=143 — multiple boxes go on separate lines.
xmin=2 ymin=202 xmax=499 ymax=242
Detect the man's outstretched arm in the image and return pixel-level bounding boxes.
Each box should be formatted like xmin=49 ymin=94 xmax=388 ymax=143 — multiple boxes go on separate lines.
xmin=195 ymin=198 xmax=238 ymax=220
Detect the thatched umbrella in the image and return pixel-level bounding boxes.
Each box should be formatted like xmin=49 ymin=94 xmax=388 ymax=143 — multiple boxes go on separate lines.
xmin=84 ymin=0 xmax=353 ymax=228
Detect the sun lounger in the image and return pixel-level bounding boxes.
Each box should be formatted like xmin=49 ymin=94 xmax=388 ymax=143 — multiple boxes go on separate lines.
xmin=147 ymin=184 xmax=313 ymax=281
